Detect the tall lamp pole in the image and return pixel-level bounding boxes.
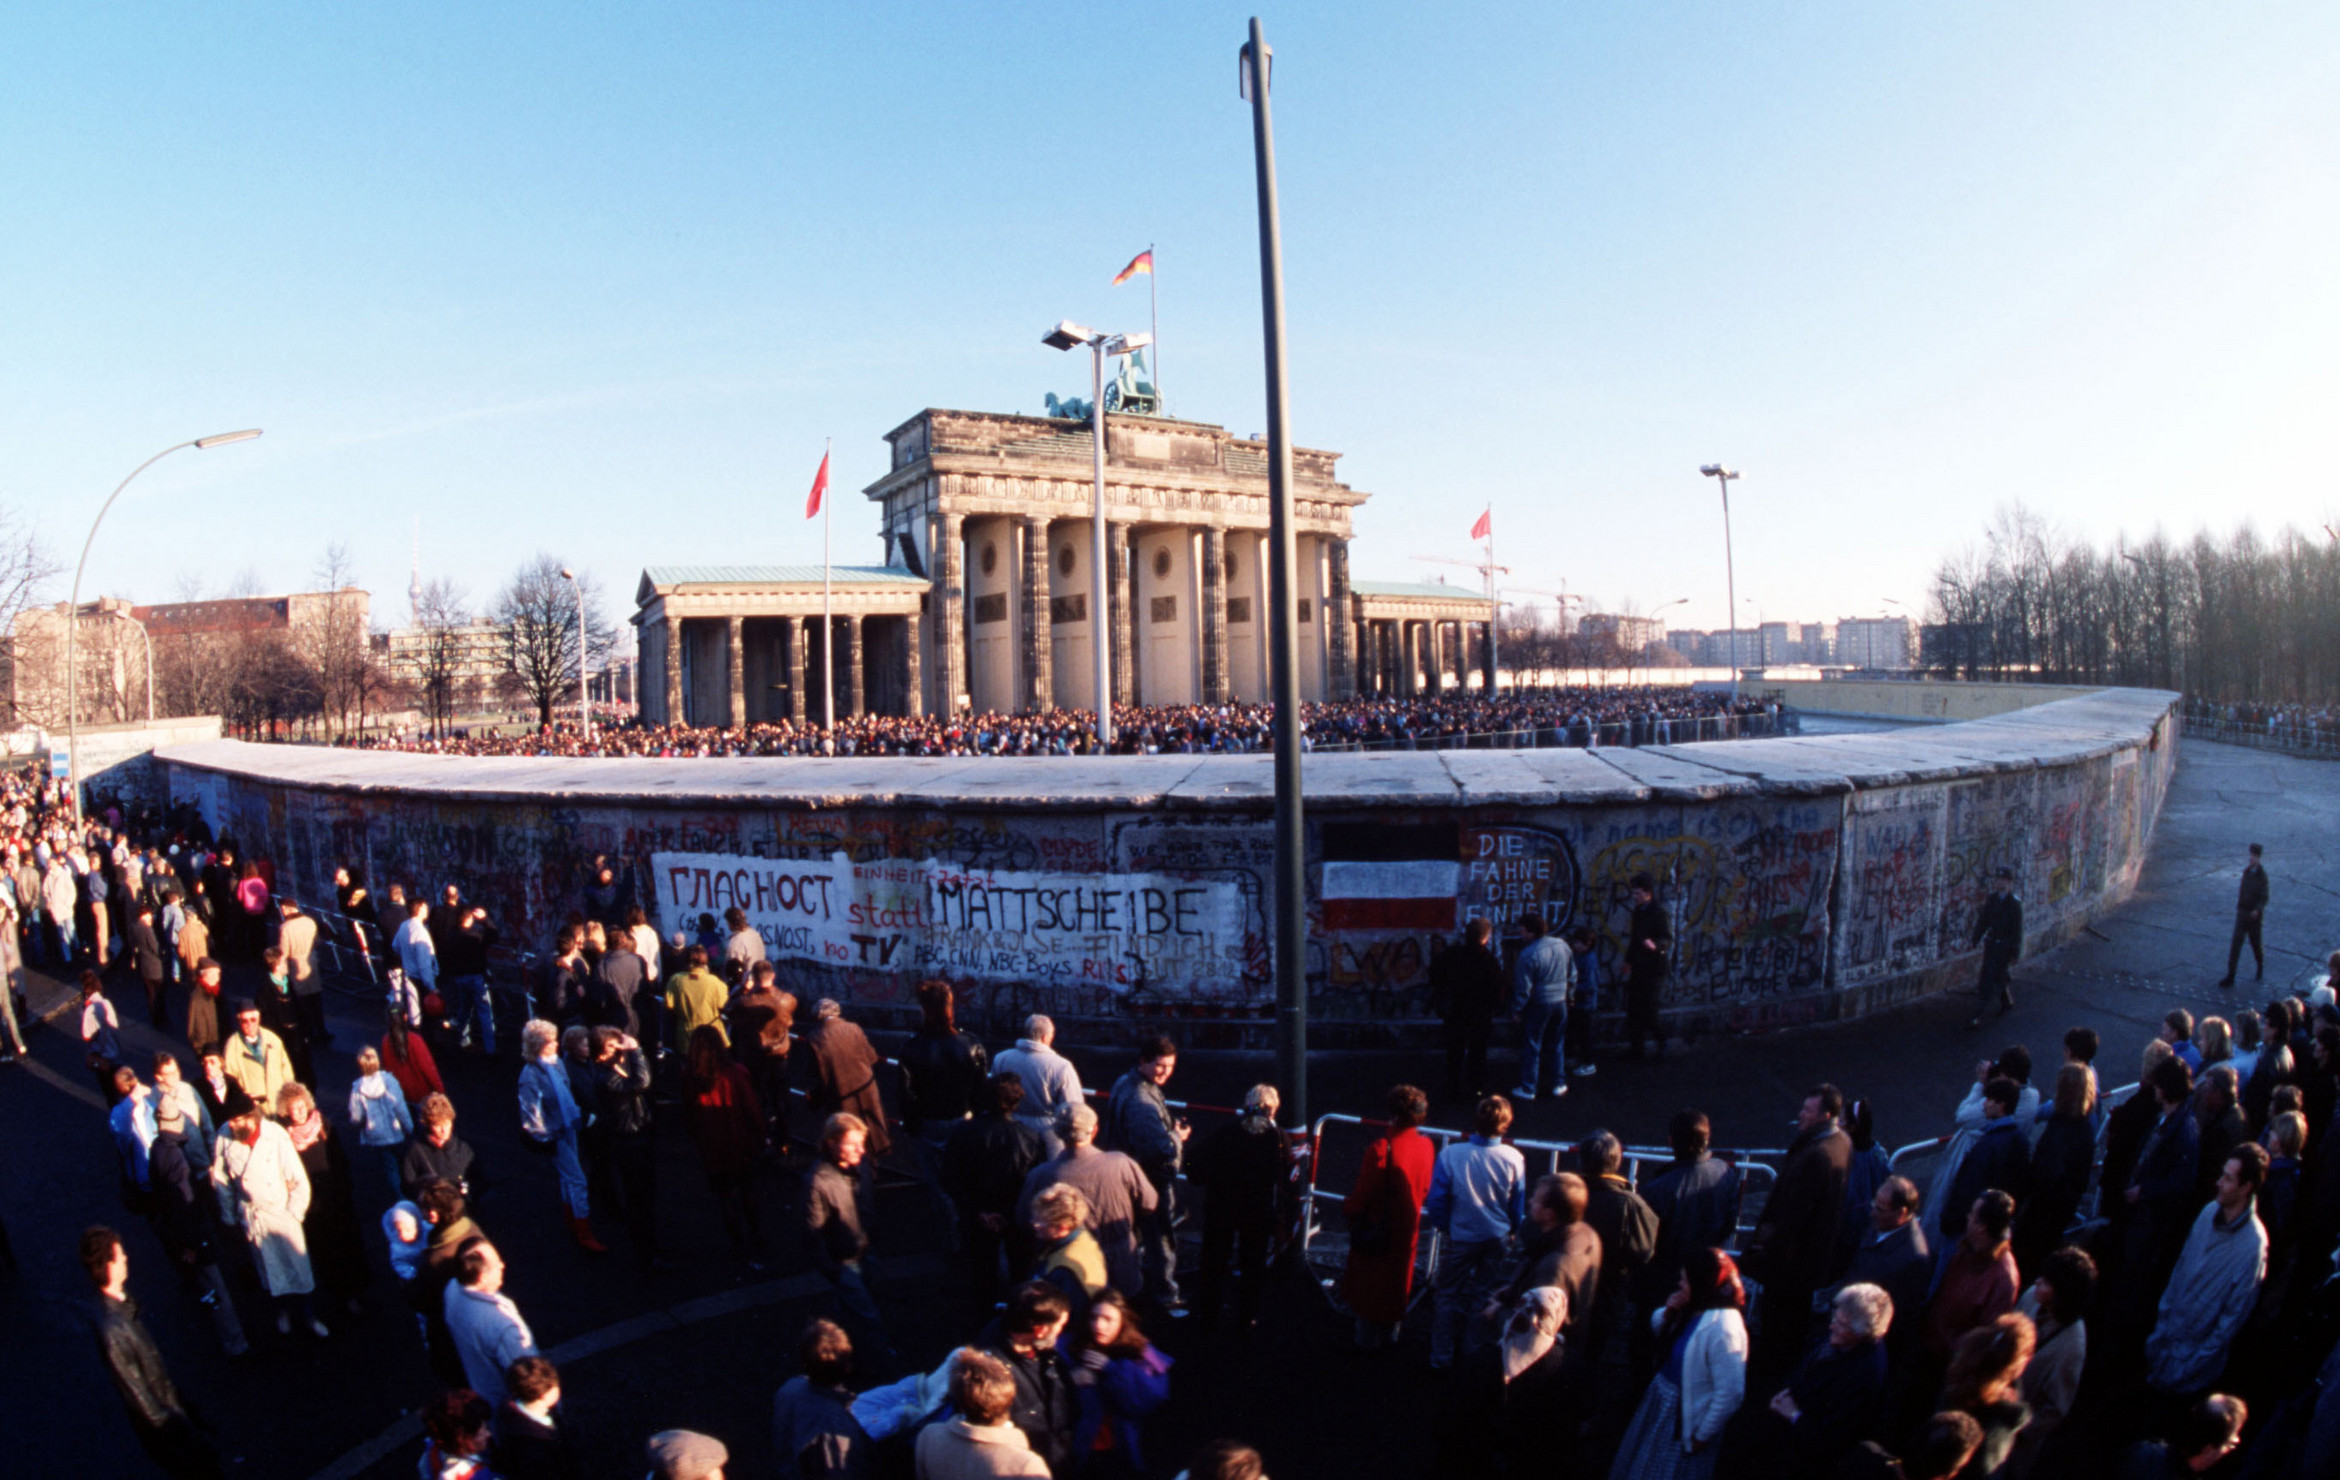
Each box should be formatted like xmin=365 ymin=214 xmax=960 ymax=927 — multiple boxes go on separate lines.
xmin=66 ymin=429 xmax=261 ymax=822
xmin=559 ymin=567 xmax=591 ymax=739
xmin=1700 ymin=465 xmax=1741 ymax=701
xmin=1243 ymin=17 xmax=1308 ymax=1129
xmin=1044 ymin=322 xmax=1151 ymax=751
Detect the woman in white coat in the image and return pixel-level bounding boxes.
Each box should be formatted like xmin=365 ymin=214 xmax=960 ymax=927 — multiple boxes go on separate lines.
xmin=1610 ymin=1247 xmax=1749 ymax=1480
xmin=211 ymin=1083 xmax=326 ymax=1338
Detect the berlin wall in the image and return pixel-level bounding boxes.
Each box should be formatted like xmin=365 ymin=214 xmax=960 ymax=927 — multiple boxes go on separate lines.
xmin=157 ymin=688 xmax=2178 ymax=1047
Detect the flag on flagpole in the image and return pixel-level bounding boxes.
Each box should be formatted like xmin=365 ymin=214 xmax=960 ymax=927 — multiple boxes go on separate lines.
xmin=1469 ymin=508 xmax=1491 ymax=541
xmin=1111 ymin=249 xmax=1155 ymax=286
xmin=805 ymin=449 xmax=830 ymax=519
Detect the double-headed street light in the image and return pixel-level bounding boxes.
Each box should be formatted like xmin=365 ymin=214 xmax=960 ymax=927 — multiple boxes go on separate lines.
xmin=67 ymin=429 xmax=262 ymax=823
xmin=1700 ymin=465 xmax=1742 ymax=701
xmin=559 ymin=566 xmax=592 ymax=739
xmin=1043 ymin=321 xmax=1152 ymax=750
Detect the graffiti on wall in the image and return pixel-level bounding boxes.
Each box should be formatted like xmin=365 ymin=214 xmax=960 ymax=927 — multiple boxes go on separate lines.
xmin=653 ymin=848 xmax=1251 ymax=998
xmin=166 ymin=694 xmax=2173 ymax=1036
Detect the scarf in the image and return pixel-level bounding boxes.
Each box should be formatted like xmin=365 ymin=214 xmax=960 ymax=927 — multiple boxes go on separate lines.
xmin=285 ymin=1108 xmax=326 ymax=1152
xmin=1499 ymin=1287 xmax=1569 ymax=1381
xmin=1501 ymin=1326 xmax=1558 ymax=1382
xmin=205 ymin=1067 xmax=229 ymax=1100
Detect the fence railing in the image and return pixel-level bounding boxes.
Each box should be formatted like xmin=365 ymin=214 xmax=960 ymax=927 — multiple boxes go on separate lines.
xmin=2180 ymin=712 xmax=2340 ymax=760
xmin=1296 ymin=1111 xmax=1785 ymax=1314
xmin=1308 ymin=711 xmax=1785 ymax=754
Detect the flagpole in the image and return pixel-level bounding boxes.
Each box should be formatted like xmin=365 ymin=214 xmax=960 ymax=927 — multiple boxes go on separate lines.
xmin=822 ymin=437 xmax=835 ymax=748
xmin=1148 ymin=242 xmax=1159 ymax=411
xmin=1486 ymin=508 xmax=1499 ymax=695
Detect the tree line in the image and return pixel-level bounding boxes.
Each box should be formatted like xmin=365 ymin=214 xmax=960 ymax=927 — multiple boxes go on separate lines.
xmin=1926 ymin=506 xmax=2340 ymax=702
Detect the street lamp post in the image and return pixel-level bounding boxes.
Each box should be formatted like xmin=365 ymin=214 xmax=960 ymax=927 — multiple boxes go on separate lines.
xmin=112 ymin=608 xmax=154 ymax=723
xmin=66 ymin=429 xmax=261 ymax=822
xmin=1242 ymin=16 xmax=1308 ymax=1128
xmin=559 ymin=567 xmax=591 ymax=739
xmin=1044 ymin=322 xmax=1151 ymax=751
xmin=1700 ymin=465 xmax=1742 ymax=701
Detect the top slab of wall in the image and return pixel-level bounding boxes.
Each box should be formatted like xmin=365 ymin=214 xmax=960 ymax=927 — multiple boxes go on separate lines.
xmin=1759 ymin=679 xmax=2109 ymax=723
xmin=155 ymin=688 xmax=2175 ymax=813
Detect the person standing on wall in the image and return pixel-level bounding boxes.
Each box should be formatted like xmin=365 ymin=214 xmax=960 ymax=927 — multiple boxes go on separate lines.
xmin=1510 ymin=914 xmax=1573 ymax=1102
xmin=2217 ymin=843 xmax=2269 ymax=989
xmin=1968 ymin=869 xmax=2023 ymax=1029
xmin=1429 ymin=918 xmax=1505 ymax=1104
xmin=1622 ymin=874 xmax=1673 ymax=1060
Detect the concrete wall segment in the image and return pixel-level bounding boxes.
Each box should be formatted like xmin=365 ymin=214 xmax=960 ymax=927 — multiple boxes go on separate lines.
xmin=157 ymin=689 xmax=2176 ymax=1045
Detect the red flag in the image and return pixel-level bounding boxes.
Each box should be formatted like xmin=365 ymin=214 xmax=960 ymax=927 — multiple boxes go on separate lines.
xmin=805 ymin=450 xmax=830 ymax=519
xmin=1469 ymin=508 xmax=1491 ymax=541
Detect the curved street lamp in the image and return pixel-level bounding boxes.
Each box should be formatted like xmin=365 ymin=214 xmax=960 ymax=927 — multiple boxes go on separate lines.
xmin=66 ymin=429 xmax=262 ymax=822
xmin=1700 ymin=465 xmax=1742 ymax=699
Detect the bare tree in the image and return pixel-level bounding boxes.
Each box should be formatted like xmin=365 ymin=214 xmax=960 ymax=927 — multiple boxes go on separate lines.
xmin=301 ymin=544 xmax=377 ymax=740
xmin=494 ymin=555 xmax=613 ymax=728
xmin=413 ymin=579 xmax=473 ymax=738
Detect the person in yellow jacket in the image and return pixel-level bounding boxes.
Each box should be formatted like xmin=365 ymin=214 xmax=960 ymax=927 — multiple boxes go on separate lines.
xmin=662 ymin=945 xmax=729 ymax=1051
xmin=221 ymin=1001 xmax=296 ymax=1111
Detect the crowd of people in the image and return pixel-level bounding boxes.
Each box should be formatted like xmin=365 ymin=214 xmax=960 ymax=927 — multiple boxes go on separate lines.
xmin=13 ymin=774 xmax=2340 ymax=1479
xmin=2184 ymin=700 xmax=2340 ymax=751
xmin=344 ymin=688 xmax=1783 ymax=760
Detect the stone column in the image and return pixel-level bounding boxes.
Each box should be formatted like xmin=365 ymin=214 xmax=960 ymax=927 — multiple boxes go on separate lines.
xmin=846 ymin=616 xmax=866 ymax=717
xmin=1402 ymin=622 xmax=1421 ymax=696
xmin=939 ymin=510 xmax=966 ymax=712
xmin=725 ymin=616 xmax=746 ymax=728
xmin=663 ymin=615 xmax=684 ymax=725
xmin=1201 ymin=526 xmax=1229 ymax=703
xmin=1482 ymin=620 xmax=1497 ymax=692
xmin=1424 ymin=620 xmax=1444 ymax=695
xmin=1108 ymin=522 xmax=1135 ymax=706
xmin=902 ymin=613 xmax=923 ymax=717
xmin=1326 ymin=538 xmax=1355 ymax=698
xmin=785 ymin=616 xmax=808 ymax=723
xmin=1021 ymin=515 xmax=1052 ymax=711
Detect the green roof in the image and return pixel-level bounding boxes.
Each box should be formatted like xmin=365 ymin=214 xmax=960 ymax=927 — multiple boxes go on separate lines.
xmin=642 ymin=565 xmax=929 ymax=588
xmin=1351 ymin=580 xmax=1492 ymax=601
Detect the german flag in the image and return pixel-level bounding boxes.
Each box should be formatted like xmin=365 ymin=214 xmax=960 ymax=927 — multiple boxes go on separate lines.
xmin=1111 ymin=249 xmax=1154 ymax=286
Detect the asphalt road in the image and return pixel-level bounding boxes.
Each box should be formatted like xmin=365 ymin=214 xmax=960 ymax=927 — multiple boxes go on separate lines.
xmin=0 ymin=736 xmax=2330 ymax=1479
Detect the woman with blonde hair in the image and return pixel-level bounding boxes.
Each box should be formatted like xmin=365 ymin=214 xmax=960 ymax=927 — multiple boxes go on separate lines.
xmin=1188 ymin=1083 xmax=1289 ymax=1332
xmin=2015 ymin=1063 xmax=2096 ymax=1276
xmin=1939 ymin=1311 xmax=2036 ymax=1479
xmin=277 ymin=1081 xmax=369 ymax=1316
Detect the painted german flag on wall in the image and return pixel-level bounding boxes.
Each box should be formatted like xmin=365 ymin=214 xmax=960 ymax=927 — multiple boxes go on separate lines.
xmin=1319 ymin=821 xmax=1461 ymax=930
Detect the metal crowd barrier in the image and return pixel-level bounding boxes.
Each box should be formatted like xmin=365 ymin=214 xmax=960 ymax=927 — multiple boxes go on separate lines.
xmin=2180 ymin=714 xmax=2340 ymax=759
xmin=1297 ymin=1111 xmax=1786 ymax=1315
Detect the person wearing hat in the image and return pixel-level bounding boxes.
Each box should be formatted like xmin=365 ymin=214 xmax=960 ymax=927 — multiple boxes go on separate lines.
xmin=2218 ymin=843 xmax=2270 ymax=988
xmin=1968 ymin=868 xmax=2024 ymax=1028
xmin=146 ymin=1087 xmax=249 ymax=1356
xmin=645 ymin=1428 xmax=728 ymax=1480
xmin=209 ymin=1081 xmax=326 ymax=1338
xmin=221 ymin=1000 xmax=296 ymax=1114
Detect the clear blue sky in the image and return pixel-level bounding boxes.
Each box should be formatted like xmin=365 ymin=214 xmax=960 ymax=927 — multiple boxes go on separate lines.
xmin=6 ymin=4 xmax=2334 ymax=636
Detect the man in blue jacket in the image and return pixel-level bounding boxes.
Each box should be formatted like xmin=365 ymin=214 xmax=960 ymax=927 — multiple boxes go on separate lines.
xmin=1511 ymin=913 xmax=1574 ymax=1102
xmin=1424 ymin=1093 xmax=1528 ymax=1370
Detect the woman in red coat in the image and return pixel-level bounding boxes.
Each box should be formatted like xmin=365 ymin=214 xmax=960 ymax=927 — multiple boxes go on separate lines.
xmin=1342 ymin=1082 xmax=1437 ymax=1349
xmin=686 ymin=1025 xmax=769 ymax=1265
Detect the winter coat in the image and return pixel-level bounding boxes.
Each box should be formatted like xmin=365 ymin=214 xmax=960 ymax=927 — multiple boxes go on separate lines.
xmin=223 ymin=1028 xmax=295 ymax=1113
xmin=1069 ymin=1341 xmax=1173 ymax=1473
xmin=2145 ymin=1199 xmax=2267 ymax=1393
xmin=1423 ymin=1134 xmax=1528 ymax=1246
xmin=1018 ymin=1145 xmax=1156 ymax=1295
xmin=896 ymin=1027 xmax=991 ymax=1126
xmin=1641 ymin=1153 xmax=1745 ymax=1307
xmin=90 ymin=1293 xmax=190 ymax=1432
xmin=770 ymin=1376 xmax=871 ymax=1480
xmin=804 ymin=1017 xmax=892 ymax=1154
xmin=381 ymin=1031 xmax=445 ymax=1104
xmin=444 ymin=1281 xmax=537 ymax=1407
xmin=1189 ymin=1116 xmax=1287 ymax=1228
xmin=942 ymin=1113 xmax=1048 ymax=1221
xmin=1341 ymin=1125 xmax=1437 ymax=1325
xmin=689 ymin=1062 xmax=766 ymax=1178
xmin=993 ymin=1039 xmax=1083 ymax=1141
xmin=1940 ymin=1117 xmax=2031 ymax=1245
xmin=1103 ymin=1070 xmax=1182 ymax=1184
xmin=913 ymin=1418 xmax=1050 ymax=1480
xmin=212 ymin=1119 xmax=315 ymax=1295
xmin=806 ymin=1159 xmax=873 ymax=1269
xmin=1512 ymin=933 xmax=1574 ymax=1011
xmin=517 ymin=1057 xmax=582 ymax=1142
xmin=348 ymin=1072 xmax=414 ymax=1147
xmin=1750 ymin=1122 xmax=1851 ymax=1293
xmin=1662 ymin=1305 xmax=1748 ymax=1449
